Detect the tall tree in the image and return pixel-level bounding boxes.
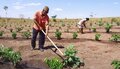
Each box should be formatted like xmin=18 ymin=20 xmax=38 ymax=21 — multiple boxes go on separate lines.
xmin=3 ymin=6 xmax=8 ymax=23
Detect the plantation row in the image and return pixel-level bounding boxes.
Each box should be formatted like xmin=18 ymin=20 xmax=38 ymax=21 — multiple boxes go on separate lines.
xmin=0 ymin=17 xmax=120 ymax=33
xmin=0 ymin=44 xmax=84 ymax=69
xmin=0 ymin=44 xmax=120 ymax=69
xmin=0 ymin=29 xmax=120 ymax=42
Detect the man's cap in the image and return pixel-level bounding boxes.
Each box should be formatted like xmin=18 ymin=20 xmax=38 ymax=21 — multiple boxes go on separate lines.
xmin=43 ymin=6 xmax=49 ymax=13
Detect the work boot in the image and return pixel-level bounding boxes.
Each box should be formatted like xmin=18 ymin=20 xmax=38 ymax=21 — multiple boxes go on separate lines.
xmin=31 ymin=47 xmax=35 ymax=51
xmin=39 ymin=48 xmax=44 ymax=52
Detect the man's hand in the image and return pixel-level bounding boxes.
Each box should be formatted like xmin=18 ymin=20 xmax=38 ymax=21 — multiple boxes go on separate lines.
xmin=45 ymin=32 xmax=48 ymax=36
xmin=39 ymin=26 xmax=43 ymax=30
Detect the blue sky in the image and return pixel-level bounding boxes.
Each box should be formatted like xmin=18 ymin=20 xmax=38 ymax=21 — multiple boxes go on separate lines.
xmin=0 ymin=0 xmax=120 ymax=19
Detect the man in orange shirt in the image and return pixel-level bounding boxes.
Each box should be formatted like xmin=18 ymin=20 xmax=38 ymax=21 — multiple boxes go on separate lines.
xmin=31 ymin=6 xmax=49 ymax=52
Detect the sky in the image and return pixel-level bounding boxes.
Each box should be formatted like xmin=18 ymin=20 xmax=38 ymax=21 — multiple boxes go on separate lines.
xmin=0 ymin=0 xmax=120 ymax=19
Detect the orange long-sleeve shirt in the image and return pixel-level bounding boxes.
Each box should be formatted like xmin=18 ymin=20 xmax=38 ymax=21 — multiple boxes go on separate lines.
xmin=33 ymin=11 xmax=49 ymax=30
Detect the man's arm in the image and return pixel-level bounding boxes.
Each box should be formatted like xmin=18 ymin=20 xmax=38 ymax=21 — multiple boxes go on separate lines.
xmin=45 ymin=21 xmax=49 ymax=36
xmin=83 ymin=22 xmax=87 ymax=28
xmin=33 ymin=12 xmax=42 ymax=30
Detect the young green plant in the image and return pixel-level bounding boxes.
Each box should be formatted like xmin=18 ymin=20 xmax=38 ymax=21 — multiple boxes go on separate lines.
xmin=63 ymin=45 xmax=83 ymax=69
xmin=21 ymin=31 xmax=31 ymax=39
xmin=44 ymin=57 xmax=63 ymax=69
xmin=95 ymin=33 xmax=101 ymax=41
xmin=104 ymin=23 xmax=112 ymax=33
xmin=92 ymin=26 xmax=96 ymax=32
xmin=12 ymin=32 xmax=17 ymax=39
xmin=111 ymin=60 xmax=120 ymax=69
xmin=0 ymin=31 xmax=4 ymax=37
xmin=55 ymin=29 xmax=62 ymax=40
xmin=109 ymin=34 xmax=120 ymax=42
xmin=73 ymin=32 xmax=78 ymax=39
xmin=0 ymin=45 xmax=22 ymax=66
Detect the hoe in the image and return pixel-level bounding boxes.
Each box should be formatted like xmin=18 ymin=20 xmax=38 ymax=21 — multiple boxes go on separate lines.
xmin=34 ymin=21 xmax=64 ymax=55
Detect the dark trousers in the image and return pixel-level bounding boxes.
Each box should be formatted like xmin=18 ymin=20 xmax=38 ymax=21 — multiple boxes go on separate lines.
xmin=31 ymin=28 xmax=45 ymax=49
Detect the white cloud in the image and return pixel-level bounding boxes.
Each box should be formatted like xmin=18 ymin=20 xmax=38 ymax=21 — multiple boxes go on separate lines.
xmin=13 ymin=2 xmax=41 ymax=10
xmin=13 ymin=6 xmax=24 ymax=9
xmin=54 ymin=8 xmax=63 ymax=11
xmin=113 ymin=2 xmax=119 ymax=5
xmin=13 ymin=2 xmax=21 ymax=5
xmin=24 ymin=3 xmax=41 ymax=6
